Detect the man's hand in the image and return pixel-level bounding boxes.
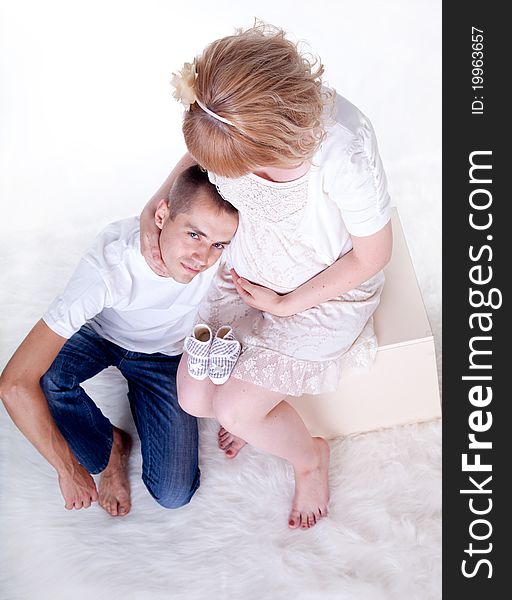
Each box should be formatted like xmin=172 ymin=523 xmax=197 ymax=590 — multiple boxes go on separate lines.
xmin=140 ymin=152 xmax=198 ymax=278
xmin=58 ymin=464 xmax=99 ymax=510
xmin=230 ymin=268 xmax=290 ymax=317
xmin=140 ymin=204 xmax=169 ymax=277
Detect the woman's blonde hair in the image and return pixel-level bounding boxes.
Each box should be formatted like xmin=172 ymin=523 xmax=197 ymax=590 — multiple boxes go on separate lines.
xmin=182 ymin=22 xmax=330 ymax=178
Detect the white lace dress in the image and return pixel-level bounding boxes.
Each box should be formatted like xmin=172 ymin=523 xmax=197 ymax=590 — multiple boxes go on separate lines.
xmin=198 ymin=93 xmax=391 ymax=396
xmin=198 ymin=182 xmax=383 ymax=396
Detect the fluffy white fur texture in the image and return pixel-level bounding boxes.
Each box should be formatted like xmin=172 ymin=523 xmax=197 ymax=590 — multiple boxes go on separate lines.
xmin=0 ymin=397 xmax=441 ymax=600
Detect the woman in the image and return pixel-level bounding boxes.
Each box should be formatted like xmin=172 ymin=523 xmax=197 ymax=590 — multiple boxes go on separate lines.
xmin=141 ymin=23 xmax=392 ymax=529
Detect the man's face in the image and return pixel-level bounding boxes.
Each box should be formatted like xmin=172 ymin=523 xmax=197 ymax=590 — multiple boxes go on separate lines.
xmin=155 ymin=192 xmax=238 ymax=283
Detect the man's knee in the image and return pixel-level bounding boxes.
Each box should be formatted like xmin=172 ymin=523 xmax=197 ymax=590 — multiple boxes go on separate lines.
xmin=40 ymin=360 xmax=71 ymax=399
xmin=40 ymin=363 xmax=61 ymax=396
xmin=143 ymin=469 xmax=200 ymax=509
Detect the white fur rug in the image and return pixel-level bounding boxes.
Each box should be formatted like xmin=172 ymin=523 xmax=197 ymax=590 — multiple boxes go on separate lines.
xmin=0 ymin=221 xmax=441 ymax=600
xmin=0 ymin=397 xmax=441 ymax=600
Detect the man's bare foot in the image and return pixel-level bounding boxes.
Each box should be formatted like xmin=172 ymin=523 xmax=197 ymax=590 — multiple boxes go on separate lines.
xmin=99 ymin=427 xmax=132 ymax=517
xmin=218 ymin=426 xmax=247 ymax=459
xmin=288 ymin=437 xmax=330 ymax=530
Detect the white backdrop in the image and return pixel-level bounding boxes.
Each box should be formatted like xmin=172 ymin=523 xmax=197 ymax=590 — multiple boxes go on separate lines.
xmin=0 ymin=1 xmax=441 ymax=221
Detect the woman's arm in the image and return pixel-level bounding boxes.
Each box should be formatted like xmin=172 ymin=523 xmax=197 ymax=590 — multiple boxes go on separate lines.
xmin=140 ymin=151 xmax=197 ymax=276
xmin=232 ymin=221 xmax=393 ymax=317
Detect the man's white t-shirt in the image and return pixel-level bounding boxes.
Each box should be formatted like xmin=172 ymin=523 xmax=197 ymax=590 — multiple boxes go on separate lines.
xmin=43 ymin=217 xmax=217 ymax=356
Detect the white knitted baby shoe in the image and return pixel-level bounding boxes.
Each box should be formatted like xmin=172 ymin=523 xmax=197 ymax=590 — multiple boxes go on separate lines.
xmin=184 ymin=324 xmax=213 ymax=381
xmin=208 ymin=326 xmax=241 ymax=385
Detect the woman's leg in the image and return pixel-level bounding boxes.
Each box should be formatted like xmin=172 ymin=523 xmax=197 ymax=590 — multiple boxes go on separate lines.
xmin=178 ymin=356 xmax=249 ymax=457
xmin=176 ymin=354 xmax=216 ymax=417
xmin=212 ymin=378 xmax=330 ymax=529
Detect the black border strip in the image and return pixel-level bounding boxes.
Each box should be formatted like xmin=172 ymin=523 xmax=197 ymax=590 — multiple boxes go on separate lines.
xmin=442 ymin=1 xmax=508 ymax=595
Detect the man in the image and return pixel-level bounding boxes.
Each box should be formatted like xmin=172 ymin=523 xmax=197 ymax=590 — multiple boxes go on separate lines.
xmin=0 ymin=165 xmax=238 ymax=516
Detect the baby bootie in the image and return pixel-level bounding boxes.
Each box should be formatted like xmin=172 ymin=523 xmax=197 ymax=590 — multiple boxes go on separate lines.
xmin=184 ymin=324 xmax=213 ymax=380
xmin=208 ymin=326 xmax=241 ymax=385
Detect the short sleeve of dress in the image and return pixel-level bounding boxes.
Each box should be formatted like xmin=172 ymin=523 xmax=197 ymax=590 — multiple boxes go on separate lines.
xmin=328 ymin=118 xmax=391 ymax=237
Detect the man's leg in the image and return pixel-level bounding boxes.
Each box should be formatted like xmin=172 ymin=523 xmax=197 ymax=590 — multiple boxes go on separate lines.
xmin=40 ymin=325 xmax=115 ymax=474
xmin=120 ymin=352 xmax=200 ymax=509
xmin=41 ymin=326 xmax=133 ymax=517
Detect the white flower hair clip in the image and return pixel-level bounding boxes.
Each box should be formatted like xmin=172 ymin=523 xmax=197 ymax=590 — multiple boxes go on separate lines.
xmin=170 ymin=61 xmax=235 ymax=127
xmin=170 ymin=61 xmax=197 ymax=108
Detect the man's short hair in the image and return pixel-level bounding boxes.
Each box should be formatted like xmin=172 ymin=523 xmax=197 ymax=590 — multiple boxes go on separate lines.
xmin=167 ymin=165 xmax=238 ymax=220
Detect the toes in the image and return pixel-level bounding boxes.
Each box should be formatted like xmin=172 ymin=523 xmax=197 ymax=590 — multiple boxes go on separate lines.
xmin=288 ymin=510 xmax=301 ymax=529
xmin=224 ymin=441 xmax=244 ymax=458
xmin=289 ymin=508 xmax=327 ymax=529
xmin=218 ymin=435 xmax=232 ymax=450
xmin=218 ymin=427 xmax=230 ymax=441
xmin=219 ymin=436 xmax=232 ymax=449
xmin=224 ymin=445 xmax=237 ymax=458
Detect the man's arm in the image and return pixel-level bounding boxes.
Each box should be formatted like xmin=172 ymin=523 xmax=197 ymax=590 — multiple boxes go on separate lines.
xmin=0 ymin=319 xmax=99 ymax=509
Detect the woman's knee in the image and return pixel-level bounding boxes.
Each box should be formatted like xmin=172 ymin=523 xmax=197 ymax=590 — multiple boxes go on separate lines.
xmin=177 ymin=358 xmax=215 ymax=417
xmin=177 ymin=387 xmax=199 ymax=415
xmin=213 ymin=382 xmax=283 ymax=434
xmin=213 ymin=394 xmax=250 ymax=434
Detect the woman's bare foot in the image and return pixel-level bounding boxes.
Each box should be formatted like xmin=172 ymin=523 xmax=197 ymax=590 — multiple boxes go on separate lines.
xmin=218 ymin=426 xmax=247 ymax=459
xmin=99 ymin=427 xmax=132 ymax=516
xmin=288 ymin=437 xmax=330 ymax=530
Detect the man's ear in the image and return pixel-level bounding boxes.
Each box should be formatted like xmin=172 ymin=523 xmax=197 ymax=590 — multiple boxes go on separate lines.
xmin=154 ymin=199 xmax=170 ymax=231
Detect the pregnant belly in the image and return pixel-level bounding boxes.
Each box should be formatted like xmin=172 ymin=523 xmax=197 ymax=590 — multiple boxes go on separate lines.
xmin=227 ymin=240 xmax=328 ymax=294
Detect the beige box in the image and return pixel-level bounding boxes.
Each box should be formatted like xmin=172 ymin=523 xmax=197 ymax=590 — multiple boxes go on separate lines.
xmin=287 ymin=208 xmax=441 ymax=439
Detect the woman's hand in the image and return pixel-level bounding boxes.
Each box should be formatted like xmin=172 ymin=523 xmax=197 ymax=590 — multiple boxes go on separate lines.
xmin=140 ymin=200 xmax=169 ymax=277
xmin=230 ymin=269 xmax=290 ymax=317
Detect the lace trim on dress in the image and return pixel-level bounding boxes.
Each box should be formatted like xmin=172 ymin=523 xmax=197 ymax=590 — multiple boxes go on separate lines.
xmin=231 ymin=319 xmax=379 ymax=397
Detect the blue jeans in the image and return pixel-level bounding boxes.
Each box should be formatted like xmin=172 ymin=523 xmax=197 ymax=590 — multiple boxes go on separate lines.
xmin=40 ymin=325 xmax=199 ymax=509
